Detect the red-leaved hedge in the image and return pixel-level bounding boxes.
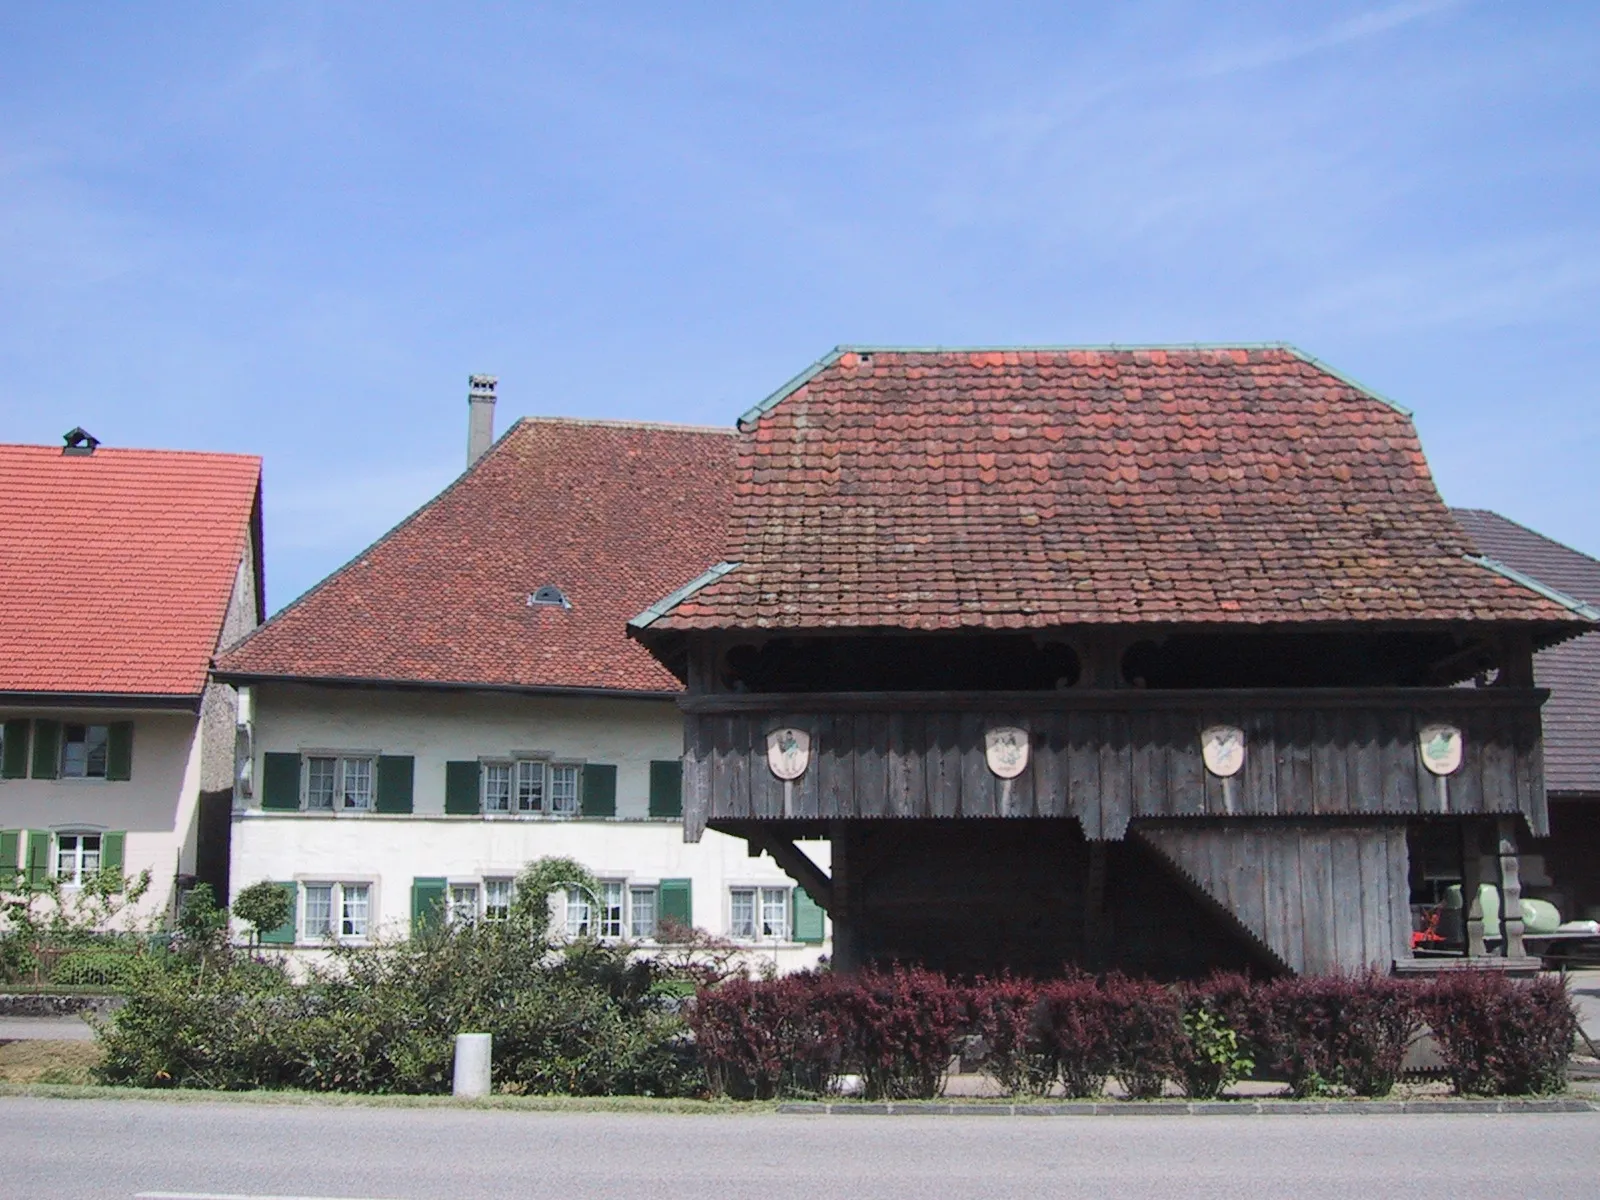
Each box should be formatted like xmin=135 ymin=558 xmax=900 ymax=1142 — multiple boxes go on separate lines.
xmin=689 ymin=968 xmax=1579 ymax=1101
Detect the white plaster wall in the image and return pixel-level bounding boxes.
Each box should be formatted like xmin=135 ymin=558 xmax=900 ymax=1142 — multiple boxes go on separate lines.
xmin=235 ymin=684 xmax=831 ymax=970
xmin=0 ymin=707 xmax=201 ymax=923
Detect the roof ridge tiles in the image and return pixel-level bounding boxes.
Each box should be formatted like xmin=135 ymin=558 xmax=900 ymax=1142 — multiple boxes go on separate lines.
xmin=735 ymin=343 xmax=1411 ymax=429
xmin=518 ymin=415 xmax=735 ymax=436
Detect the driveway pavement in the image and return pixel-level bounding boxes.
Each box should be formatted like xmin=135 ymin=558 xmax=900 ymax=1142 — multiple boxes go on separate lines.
xmin=0 ymin=1016 xmax=94 ymax=1042
xmin=2 ymin=1095 xmax=1598 ymax=1200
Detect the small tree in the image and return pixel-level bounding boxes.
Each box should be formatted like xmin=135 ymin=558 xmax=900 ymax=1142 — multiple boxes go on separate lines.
xmin=233 ymin=880 xmax=292 ymax=948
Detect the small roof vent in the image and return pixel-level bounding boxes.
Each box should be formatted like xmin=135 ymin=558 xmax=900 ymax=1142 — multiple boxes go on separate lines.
xmin=62 ymin=427 xmax=101 ymax=456
xmin=527 ymin=585 xmax=571 ymax=609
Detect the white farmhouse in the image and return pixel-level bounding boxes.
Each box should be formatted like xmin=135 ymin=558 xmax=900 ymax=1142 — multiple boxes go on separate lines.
xmin=0 ymin=429 xmax=263 ymax=922
xmin=215 ymin=382 xmax=828 ymax=967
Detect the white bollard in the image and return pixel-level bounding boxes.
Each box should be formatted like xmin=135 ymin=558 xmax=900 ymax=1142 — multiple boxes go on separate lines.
xmin=453 ymin=1032 xmax=492 ymax=1099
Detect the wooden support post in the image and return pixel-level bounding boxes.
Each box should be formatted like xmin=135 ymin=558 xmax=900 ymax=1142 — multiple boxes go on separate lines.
xmin=744 ymin=828 xmax=834 ymax=914
xmin=1460 ymin=820 xmax=1486 ymax=959
xmin=1496 ymin=816 xmax=1526 ymax=960
xmin=1084 ymin=841 xmax=1108 ymax=970
xmin=829 ymin=820 xmax=858 ymax=972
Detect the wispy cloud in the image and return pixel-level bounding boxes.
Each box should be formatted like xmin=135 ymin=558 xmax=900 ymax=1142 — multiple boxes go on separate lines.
xmin=1190 ymin=0 xmax=1465 ymax=78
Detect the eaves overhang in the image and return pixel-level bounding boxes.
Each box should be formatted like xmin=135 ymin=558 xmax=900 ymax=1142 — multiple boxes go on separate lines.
xmin=207 ymin=670 xmax=681 ymax=703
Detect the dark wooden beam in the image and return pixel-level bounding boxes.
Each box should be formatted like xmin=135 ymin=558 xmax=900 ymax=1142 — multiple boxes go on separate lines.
xmin=744 ymin=828 xmax=834 ymax=914
xmin=679 ymin=685 xmax=1549 ymax=714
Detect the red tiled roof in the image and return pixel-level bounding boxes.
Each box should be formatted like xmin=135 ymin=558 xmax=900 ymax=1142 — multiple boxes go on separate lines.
xmin=0 ymin=444 xmax=261 ymax=697
xmin=1452 ymin=509 xmax=1600 ymax=796
xmin=647 ymin=346 xmax=1585 ymax=632
xmin=217 ymin=418 xmax=735 ymax=693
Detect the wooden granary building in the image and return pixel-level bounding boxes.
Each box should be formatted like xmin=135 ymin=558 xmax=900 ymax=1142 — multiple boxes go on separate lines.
xmin=630 ymin=346 xmax=1596 ymax=978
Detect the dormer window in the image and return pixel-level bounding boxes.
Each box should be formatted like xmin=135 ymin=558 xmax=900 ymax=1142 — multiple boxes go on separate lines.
xmin=527 ymin=585 xmax=571 ymax=609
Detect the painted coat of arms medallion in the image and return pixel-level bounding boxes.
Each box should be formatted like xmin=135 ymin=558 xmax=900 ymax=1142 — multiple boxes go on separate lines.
xmin=766 ymin=727 xmax=811 ymax=780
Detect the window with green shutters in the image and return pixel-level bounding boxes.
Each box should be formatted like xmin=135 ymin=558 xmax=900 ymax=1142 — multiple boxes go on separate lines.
xmin=444 ymin=761 xmax=480 ymax=814
xmin=257 ymin=882 xmax=299 ymax=945
xmin=261 ymin=752 xmax=301 ymax=810
xmin=658 ymin=877 xmax=692 ymax=932
xmin=1 ymin=720 xmax=29 ymax=780
xmin=648 ymin=760 xmax=682 ymax=818
xmin=25 ymin=830 xmax=50 ymax=889
xmin=580 ymin=764 xmax=617 ymax=817
xmin=99 ymin=831 xmax=125 ymax=891
xmin=30 ymin=721 xmax=60 ymax=780
xmin=0 ymin=830 xmax=18 ymax=886
xmin=793 ymin=886 xmax=826 ymax=944
xmin=105 ymin=722 xmax=134 ymax=781
xmin=411 ymin=877 xmax=447 ymax=936
xmin=374 ymin=755 xmax=414 ymax=813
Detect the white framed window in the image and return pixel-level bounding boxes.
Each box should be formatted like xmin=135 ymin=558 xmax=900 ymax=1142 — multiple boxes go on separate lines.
xmin=482 ymin=763 xmax=513 ymax=813
xmin=515 ymin=760 xmax=545 ymax=813
xmin=449 ymin=884 xmax=479 ymax=926
xmin=304 ymin=885 xmax=334 ymax=938
xmin=301 ymin=882 xmax=372 ymax=943
xmin=484 ymin=878 xmax=513 ymax=921
xmin=565 ymin=886 xmax=593 ymax=938
xmin=485 ymin=759 xmax=581 ymax=817
xmin=304 ymin=756 xmax=375 ymax=811
xmin=61 ymin=725 xmax=109 ymax=779
xmin=341 ymin=884 xmax=370 ymax=938
xmin=55 ymin=833 xmax=102 ymax=885
xmin=629 ymin=887 xmax=658 ymax=940
xmin=730 ymin=887 xmax=791 ymax=941
xmin=550 ymin=764 xmax=579 ymax=815
xmin=599 ymin=881 xmax=624 ymax=939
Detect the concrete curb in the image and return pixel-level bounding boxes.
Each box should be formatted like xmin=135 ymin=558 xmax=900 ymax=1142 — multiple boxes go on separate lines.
xmin=777 ymin=1097 xmax=1599 ymax=1116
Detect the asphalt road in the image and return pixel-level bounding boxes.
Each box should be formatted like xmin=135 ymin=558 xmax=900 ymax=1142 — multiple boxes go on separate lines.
xmin=3 ymin=1096 xmax=1599 ymax=1200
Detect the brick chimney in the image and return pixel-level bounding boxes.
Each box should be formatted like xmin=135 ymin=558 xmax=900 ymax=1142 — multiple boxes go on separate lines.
xmin=467 ymin=375 xmax=497 ymax=467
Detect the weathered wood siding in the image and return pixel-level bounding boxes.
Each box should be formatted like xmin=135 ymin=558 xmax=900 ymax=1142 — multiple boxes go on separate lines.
xmin=681 ymin=688 xmax=1547 ymax=842
xmin=1136 ymin=821 xmax=1411 ymax=974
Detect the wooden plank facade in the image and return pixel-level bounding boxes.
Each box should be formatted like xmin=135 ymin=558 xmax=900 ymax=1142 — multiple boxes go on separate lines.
xmin=1135 ymin=821 xmax=1411 ymax=975
xmin=681 ymin=687 xmax=1548 ymax=844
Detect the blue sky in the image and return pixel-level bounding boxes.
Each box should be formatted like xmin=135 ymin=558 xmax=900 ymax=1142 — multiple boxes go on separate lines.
xmin=2 ymin=2 xmax=1597 ymax=610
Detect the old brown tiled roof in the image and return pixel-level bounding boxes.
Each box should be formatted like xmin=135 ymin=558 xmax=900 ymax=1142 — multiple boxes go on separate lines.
xmin=1452 ymin=509 xmax=1600 ymax=796
xmin=217 ymin=418 xmax=735 ymax=694
xmin=639 ymin=346 xmax=1586 ymax=634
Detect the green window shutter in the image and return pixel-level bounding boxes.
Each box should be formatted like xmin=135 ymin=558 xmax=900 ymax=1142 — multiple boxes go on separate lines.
xmin=411 ymin=877 xmax=447 ymax=936
xmin=258 ymin=882 xmax=298 ymax=945
xmin=99 ymin=832 xmax=125 ymax=891
xmin=648 ymin=759 xmax=682 ymax=819
xmin=261 ymin=753 xmax=301 ymax=811
xmin=659 ymin=878 xmax=692 ymax=931
xmin=1 ymin=720 xmax=29 ymax=780
xmin=30 ymin=720 xmax=60 ymax=780
xmin=25 ymin=830 xmax=51 ymax=889
xmin=375 ymin=755 xmax=415 ymax=814
xmin=580 ymin=763 xmax=617 ymax=818
xmin=793 ymin=886 xmax=826 ymax=944
xmin=444 ymin=761 xmax=480 ymax=815
xmin=105 ymin=722 xmax=134 ymax=781
xmin=0 ymin=831 xmax=18 ymax=888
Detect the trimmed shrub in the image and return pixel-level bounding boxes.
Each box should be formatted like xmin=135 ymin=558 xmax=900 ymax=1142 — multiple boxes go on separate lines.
xmin=1422 ymin=971 xmax=1579 ymax=1096
xmin=689 ymin=973 xmax=840 ymax=1099
xmin=1036 ymin=973 xmax=1118 ymax=1098
xmin=833 ymin=967 xmax=967 ymax=1100
xmin=1173 ymin=973 xmax=1257 ymax=1099
xmin=1099 ymin=973 xmax=1185 ymax=1099
xmin=1262 ymin=973 xmax=1421 ymax=1098
xmin=967 ymin=977 xmax=1053 ymax=1098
